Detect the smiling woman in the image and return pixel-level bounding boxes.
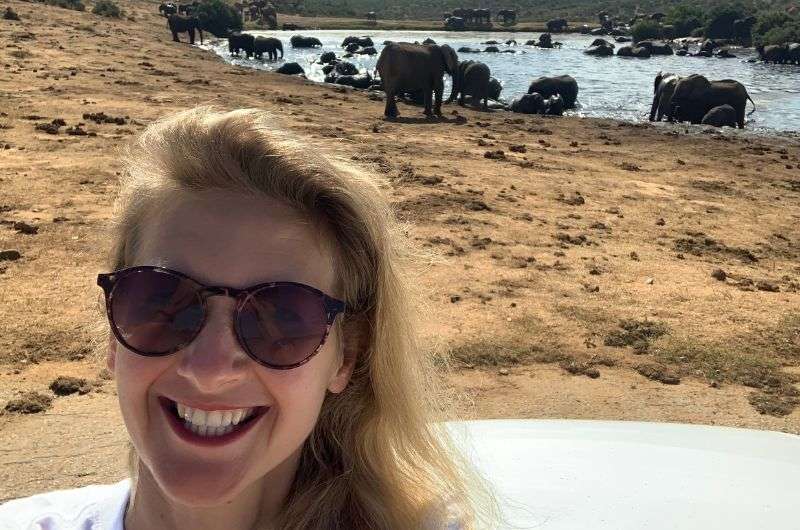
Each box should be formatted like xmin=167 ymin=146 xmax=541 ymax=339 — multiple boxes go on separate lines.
xmin=0 ymin=107 xmax=501 ymax=530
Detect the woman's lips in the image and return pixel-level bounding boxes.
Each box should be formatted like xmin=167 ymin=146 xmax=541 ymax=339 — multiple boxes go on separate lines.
xmin=159 ymin=396 xmax=269 ymax=447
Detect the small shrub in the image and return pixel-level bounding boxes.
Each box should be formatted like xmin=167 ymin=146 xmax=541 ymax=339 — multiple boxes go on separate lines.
xmin=666 ymin=4 xmax=705 ymax=38
xmin=44 ymin=0 xmax=86 ymax=11
xmin=92 ymin=0 xmax=121 ymax=18
xmin=631 ymin=20 xmax=661 ymax=42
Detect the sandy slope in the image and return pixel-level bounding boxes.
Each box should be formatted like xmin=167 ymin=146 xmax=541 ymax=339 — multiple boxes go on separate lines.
xmin=1 ymin=0 xmax=799 ymax=500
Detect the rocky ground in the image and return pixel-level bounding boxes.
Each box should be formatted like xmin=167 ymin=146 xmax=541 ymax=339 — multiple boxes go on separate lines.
xmin=1 ymin=0 xmax=799 ymax=501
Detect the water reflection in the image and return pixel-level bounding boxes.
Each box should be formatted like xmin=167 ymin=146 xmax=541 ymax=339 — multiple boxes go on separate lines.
xmin=201 ymin=29 xmax=799 ymax=133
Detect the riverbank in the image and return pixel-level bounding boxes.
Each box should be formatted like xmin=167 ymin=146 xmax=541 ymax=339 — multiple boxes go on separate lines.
xmin=1 ymin=0 xmax=799 ymax=500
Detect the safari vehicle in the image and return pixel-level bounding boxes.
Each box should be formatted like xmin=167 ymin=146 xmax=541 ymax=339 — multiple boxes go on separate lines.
xmin=447 ymin=419 xmax=800 ymax=529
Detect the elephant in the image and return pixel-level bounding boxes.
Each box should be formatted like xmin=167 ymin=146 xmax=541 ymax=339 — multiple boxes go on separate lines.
xmin=326 ymin=72 xmax=373 ymax=89
xmin=290 ymin=35 xmax=322 ymax=48
xmin=544 ymin=94 xmax=565 ymax=115
xmin=457 ymin=46 xmax=480 ymax=53
xmin=714 ymin=47 xmax=736 ymax=58
xmin=376 ymin=42 xmax=459 ymax=118
xmin=475 ymin=8 xmax=491 ymax=25
xmin=158 ymin=2 xmax=177 ymax=16
xmin=228 ymin=32 xmax=255 ymax=58
xmin=700 ymin=39 xmax=724 ymax=54
xmin=365 ymin=11 xmax=377 ymax=21
xmin=356 ymin=46 xmax=377 ymax=55
xmin=484 ymin=46 xmax=500 ymax=53
xmin=757 ymin=45 xmax=788 ymax=64
xmin=732 ymin=16 xmax=756 ymax=46
xmin=167 ymin=14 xmax=203 ymax=45
xmin=444 ymin=16 xmax=465 ymax=31
xmin=546 ymin=18 xmax=568 ymax=33
xmin=649 ymin=72 xmax=681 ymax=122
xmin=342 ymin=36 xmax=373 ymax=48
xmin=333 ymin=61 xmax=358 ymax=76
xmin=496 ymin=9 xmax=516 ymax=26
xmin=586 ymin=38 xmax=614 ymax=56
xmin=447 ymin=60 xmax=491 ymax=110
xmin=318 ymin=51 xmax=337 ymax=64
xmin=615 ymin=36 xmax=632 ymax=43
xmin=617 ymin=45 xmax=650 ymax=58
xmin=527 ymin=75 xmax=578 ymax=108
xmin=788 ymin=43 xmax=800 ymax=64
xmin=254 ymin=36 xmax=283 ymax=61
xmin=344 ymin=42 xmax=360 ymax=53
xmin=488 ymin=77 xmax=502 ymax=100
xmin=422 ymin=38 xmax=437 ymax=45
xmin=636 ymin=41 xmax=673 ymax=55
xmin=276 ymin=62 xmax=304 ymax=75
xmin=701 ymin=104 xmax=737 ymax=127
xmin=506 ymin=39 xmax=517 ymax=45
xmin=511 ymin=93 xmax=545 ymax=114
xmin=537 ymin=33 xmax=553 ymax=48
xmin=483 ymin=40 xmax=500 ymax=44
xmin=670 ymin=74 xmax=756 ymax=128
xmin=177 ymin=1 xmax=198 ymax=15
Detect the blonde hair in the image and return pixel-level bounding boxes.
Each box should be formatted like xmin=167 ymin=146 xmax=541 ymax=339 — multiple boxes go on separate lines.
xmin=104 ymin=106 xmax=502 ymax=529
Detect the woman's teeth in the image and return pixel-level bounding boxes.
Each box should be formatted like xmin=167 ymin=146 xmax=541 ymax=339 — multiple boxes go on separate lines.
xmin=176 ymin=402 xmax=257 ymax=437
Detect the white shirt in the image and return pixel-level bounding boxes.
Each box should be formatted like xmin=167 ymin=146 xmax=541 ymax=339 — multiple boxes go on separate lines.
xmin=0 ymin=479 xmax=130 ymax=530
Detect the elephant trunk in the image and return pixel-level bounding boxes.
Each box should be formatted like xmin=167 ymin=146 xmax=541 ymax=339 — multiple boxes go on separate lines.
xmin=446 ymin=73 xmax=459 ymax=103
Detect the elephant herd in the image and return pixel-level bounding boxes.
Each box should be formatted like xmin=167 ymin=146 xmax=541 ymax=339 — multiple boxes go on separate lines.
xmin=442 ymin=7 xmax=516 ymax=31
xmin=757 ymin=43 xmax=800 ymax=64
xmin=650 ymin=72 xmax=755 ymax=128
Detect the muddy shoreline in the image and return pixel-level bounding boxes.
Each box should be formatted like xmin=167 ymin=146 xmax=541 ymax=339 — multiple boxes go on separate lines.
xmin=1 ymin=0 xmax=799 ymax=500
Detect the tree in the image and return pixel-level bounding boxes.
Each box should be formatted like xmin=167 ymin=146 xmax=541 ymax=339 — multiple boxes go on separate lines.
xmin=196 ymin=0 xmax=242 ymax=38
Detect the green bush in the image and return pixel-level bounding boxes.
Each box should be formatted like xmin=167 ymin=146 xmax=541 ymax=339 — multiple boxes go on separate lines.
xmin=631 ymin=19 xmax=661 ymax=42
xmin=196 ymin=0 xmax=242 ymax=38
xmin=752 ymin=11 xmax=795 ymax=45
xmin=704 ymin=3 xmax=749 ymax=39
xmin=92 ymin=0 xmax=121 ymax=17
xmin=666 ymin=4 xmax=705 ymax=38
xmin=44 ymin=0 xmax=85 ymax=11
xmin=757 ymin=20 xmax=800 ymax=46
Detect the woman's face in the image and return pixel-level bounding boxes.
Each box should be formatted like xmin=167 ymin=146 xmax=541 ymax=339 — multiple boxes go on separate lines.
xmin=107 ymin=190 xmax=355 ymax=506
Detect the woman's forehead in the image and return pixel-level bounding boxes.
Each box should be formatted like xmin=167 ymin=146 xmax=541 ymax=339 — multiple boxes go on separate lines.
xmin=133 ymin=190 xmax=337 ymax=291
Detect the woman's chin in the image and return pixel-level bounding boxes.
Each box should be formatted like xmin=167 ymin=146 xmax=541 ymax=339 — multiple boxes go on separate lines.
xmin=149 ymin=459 xmax=249 ymax=506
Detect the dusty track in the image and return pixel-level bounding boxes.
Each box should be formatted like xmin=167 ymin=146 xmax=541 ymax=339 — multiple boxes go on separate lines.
xmin=1 ymin=0 xmax=799 ymax=501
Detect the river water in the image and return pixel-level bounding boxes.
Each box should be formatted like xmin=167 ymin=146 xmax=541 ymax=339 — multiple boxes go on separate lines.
xmin=202 ymin=29 xmax=800 ymax=133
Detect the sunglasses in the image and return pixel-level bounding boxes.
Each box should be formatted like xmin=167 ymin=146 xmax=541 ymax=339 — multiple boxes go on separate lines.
xmin=97 ymin=265 xmax=346 ymax=369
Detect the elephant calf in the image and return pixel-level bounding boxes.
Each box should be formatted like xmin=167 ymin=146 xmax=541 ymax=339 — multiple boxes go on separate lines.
xmin=510 ymin=93 xmax=564 ymax=115
xmin=701 ymin=104 xmax=737 ymax=127
xmin=447 ymin=60 xmax=491 ymax=111
xmin=229 ymin=32 xmax=255 ymax=58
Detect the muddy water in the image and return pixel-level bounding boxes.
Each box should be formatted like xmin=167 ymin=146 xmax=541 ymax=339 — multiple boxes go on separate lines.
xmin=202 ymin=30 xmax=800 ymax=133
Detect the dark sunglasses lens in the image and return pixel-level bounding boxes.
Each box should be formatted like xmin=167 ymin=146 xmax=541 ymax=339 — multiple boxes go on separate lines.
xmin=110 ymin=270 xmax=204 ymax=355
xmin=238 ymin=286 xmax=329 ymax=367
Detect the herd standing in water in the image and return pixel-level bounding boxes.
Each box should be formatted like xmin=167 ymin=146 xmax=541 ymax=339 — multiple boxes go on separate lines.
xmin=158 ymin=5 xmax=797 ymax=129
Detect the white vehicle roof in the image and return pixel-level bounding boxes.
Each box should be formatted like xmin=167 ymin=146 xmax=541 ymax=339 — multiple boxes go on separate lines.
xmin=443 ymin=419 xmax=800 ymax=530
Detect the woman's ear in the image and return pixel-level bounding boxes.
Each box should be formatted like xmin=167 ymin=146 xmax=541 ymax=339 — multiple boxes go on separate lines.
xmin=327 ymin=314 xmax=369 ymax=394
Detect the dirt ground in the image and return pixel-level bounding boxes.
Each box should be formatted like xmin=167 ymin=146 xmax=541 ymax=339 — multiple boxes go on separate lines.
xmin=1 ymin=0 xmax=799 ymax=502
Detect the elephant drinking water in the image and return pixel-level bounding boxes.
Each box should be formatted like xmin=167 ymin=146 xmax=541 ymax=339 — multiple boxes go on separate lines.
xmin=527 ymin=75 xmax=578 ymax=109
xmin=376 ymin=42 xmax=459 ymax=118
xmin=447 ymin=60 xmax=491 ymax=110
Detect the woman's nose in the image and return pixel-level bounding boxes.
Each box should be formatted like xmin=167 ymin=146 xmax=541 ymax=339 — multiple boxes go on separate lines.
xmin=175 ymin=296 xmax=250 ymax=392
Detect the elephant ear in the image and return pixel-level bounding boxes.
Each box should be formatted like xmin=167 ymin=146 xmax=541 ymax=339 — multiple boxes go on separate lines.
xmin=439 ymin=44 xmax=459 ymax=76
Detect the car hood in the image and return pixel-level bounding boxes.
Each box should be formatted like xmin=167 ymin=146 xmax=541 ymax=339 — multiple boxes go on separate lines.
xmin=442 ymin=419 xmax=800 ymax=529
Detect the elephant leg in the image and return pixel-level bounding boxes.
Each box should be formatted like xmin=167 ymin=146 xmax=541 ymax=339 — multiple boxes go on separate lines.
xmin=483 ymin=95 xmax=488 ymax=111
xmin=458 ymin=92 xmax=464 ymax=106
xmin=433 ymin=80 xmax=444 ymax=116
xmin=171 ymin=30 xmax=180 ymax=42
xmin=423 ymin=90 xmax=434 ymax=117
xmin=188 ymin=29 xmax=195 ymax=44
xmin=649 ymin=93 xmax=659 ymax=121
xmin=384 ymin=90 xmax=398 ymax=118
xmin=737 ymin=107 xmax=745 ymax=129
